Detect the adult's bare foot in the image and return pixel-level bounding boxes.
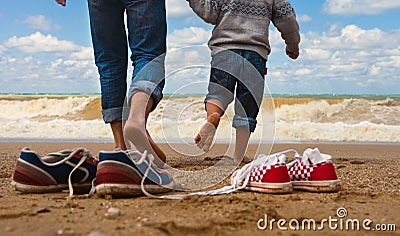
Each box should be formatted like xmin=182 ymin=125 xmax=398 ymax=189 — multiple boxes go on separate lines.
xmin=124 ymin=119 xmax=166 ymax=165
xmin=146 ymin=130 xmax=167 ymax=162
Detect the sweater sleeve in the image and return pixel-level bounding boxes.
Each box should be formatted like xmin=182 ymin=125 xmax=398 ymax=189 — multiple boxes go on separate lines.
xmin=187 ymin=0 xmax=220 ymax=25
xmin=271 ymin=0 xmax=300 ymax=53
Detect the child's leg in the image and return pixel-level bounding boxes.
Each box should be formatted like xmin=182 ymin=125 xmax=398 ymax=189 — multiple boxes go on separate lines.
xmin=195 ymin=99 xmax=223 ymax=152
xmin=195 ymin=51 xmax=241 ymax=152
xmin=232 ymin=50 xmax=266 ymax=162
xmin=234 ymin=127 xmax=251 ymax=163
xmin=232 ymin=81 xmax=262 ymax=162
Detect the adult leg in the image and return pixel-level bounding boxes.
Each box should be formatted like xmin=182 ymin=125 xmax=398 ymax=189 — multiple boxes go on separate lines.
xmin=124 ymin=0 xmax=167 ymax=163
xmin=124 ymin=92 xmax=167 ymax=163
xmin=88 ymin=0 xmax=127 ymax=150
xmin=111 ymin=121 xmax=127 ymax=150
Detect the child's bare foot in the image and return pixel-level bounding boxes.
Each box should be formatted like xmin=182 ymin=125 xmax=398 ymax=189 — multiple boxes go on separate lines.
xmin=194 ymin=113 xmax=220 ymax=152
xmin=124 ymin=119 xmax=166 ymax=164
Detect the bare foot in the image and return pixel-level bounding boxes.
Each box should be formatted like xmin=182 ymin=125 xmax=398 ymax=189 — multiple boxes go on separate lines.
xmin=194 ymin=113 xmax=220 ymax=152
xmin=146 ymin=130 xmax=167 ymax=162
xmin=124 ymin=119 xmax=166 ymax=165
xmin=234 ymin=156 xmax=253 ymax=164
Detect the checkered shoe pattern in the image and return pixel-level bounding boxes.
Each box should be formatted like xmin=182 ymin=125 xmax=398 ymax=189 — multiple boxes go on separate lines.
xmin=288 ymin=162 xmax=315 ymax=181
xmin=249 ymin=164 xmax=285 ymax=182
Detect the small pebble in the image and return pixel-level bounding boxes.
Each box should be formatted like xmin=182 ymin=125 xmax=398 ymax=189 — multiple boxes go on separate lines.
xmin=105 ymin=207 xmax=125 ymax=218
xmin=87 ymin=231 xmax=110 ymax=236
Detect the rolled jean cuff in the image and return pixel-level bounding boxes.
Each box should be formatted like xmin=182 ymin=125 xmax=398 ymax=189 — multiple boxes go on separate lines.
xmin=102 ymin=107 xmax=124 ymax=123
xmin=128 ymin=80 xmax=163 ymax=111
xmin=232 ymin=115 xmax=257 ymax=132
xmin=204 ymin=94 xmax=233 ymax=116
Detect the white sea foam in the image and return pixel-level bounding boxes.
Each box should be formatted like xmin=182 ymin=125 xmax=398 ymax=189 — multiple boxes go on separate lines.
xmin=1 ymin=96 xmax=399 ymax=142
xmin=0 ymin=97 xmax=94 ymax=119
xmin=0 ymin=119 xmax=112 ymax=139
xmin=276 ymin=121 xmax=400 ymax=142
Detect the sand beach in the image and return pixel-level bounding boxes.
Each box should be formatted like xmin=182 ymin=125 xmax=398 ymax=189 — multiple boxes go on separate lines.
xmin=0 ymin=142 xmax=399 ymax=235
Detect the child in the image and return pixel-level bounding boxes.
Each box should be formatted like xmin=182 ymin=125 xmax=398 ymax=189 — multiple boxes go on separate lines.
xmin=189 ymin=0 xmax=301 ymax=162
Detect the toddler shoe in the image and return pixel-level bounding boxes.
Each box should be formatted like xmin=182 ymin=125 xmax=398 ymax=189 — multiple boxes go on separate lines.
xmin=231 ymin=151 xmax=293 ymax=194
xmin=287 ymin=148 xmax=341 ymax=192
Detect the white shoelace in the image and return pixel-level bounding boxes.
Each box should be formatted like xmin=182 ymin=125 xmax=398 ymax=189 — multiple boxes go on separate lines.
xmin=85 ymin=150 xmax=166 ymax=199
xmin=67 ymin=149 xmax=94 ymax=197
xmin=137 ymin=151 xmax=186 ymax=200
xmin=142 ymin=149 xmax=301 ymax=200
xmin=85 ymin=149 xmax=306 ymax=199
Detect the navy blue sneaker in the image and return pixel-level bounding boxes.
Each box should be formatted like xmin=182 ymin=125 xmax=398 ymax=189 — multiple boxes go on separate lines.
xmin=95 ymin=150 xmax=174 ymax=196
xmin=12 ymin=148 xmax=97 ymax=194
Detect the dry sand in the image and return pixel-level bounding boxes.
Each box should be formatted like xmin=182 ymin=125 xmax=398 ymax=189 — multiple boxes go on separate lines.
xmin=0 ymin=142 xmax=399 ymax=235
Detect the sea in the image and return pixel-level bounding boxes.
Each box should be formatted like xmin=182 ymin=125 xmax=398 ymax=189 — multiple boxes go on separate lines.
xmin=1 ymin=93 xmax=399 ymax=143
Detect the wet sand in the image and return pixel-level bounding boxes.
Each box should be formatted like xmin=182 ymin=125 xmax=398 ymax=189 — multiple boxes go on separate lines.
xmin=0 ymin=142 xmax=399 ymax=235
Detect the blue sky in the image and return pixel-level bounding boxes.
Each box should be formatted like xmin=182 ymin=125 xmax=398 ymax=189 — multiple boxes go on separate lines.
xmin=0 ymin=0 xmax=399 ymax=94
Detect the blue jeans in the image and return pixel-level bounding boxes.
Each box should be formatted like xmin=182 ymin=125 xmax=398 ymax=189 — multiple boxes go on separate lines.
xmin=206 ymin=49 xmax=266 ymax=132
xmin=88 ymin=0 xmax=166 ymax=123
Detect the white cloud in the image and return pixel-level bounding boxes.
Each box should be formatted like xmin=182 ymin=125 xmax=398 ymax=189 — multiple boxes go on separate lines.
xmin=320 ymin=25 xmax=398 ymax=50
xmin=1 ymin=24 xmax=399 ymax=94
xmin=167 ymin=27 xmax=211 ymax=48
xmin=166 ymin=45 xmax=211 ymax=73
xmin=323 ymin=0 xmax=400 ymax=15
xmin=166 ymin=0 xmax=192 ymax=18
xmin=0 ymin=45 xmax=5 ymax=55
xmin=0 ymin=52 xmax=99 ymax=93
xmin=70 ymin=47 xmax=94 ymax=60
xmin=0 ymin=33 xmax=98 ymax=93
xmin=267 ymin=25 xmax=400 ymax=94
xmin=297 ymin=14 xmax=312 ymax=22
xmin=22 ymin=15 xmax=61 ymax=31
xmin=4 ymin=32 xmax=80 ymax=53
xmin=295 ymin=68 xmax=312 ymax=76
xmin=302 ymin=48 xmax=332 ymax=61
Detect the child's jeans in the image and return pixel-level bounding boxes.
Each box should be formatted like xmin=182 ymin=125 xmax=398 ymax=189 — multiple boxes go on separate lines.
xmin=88 ymin=0 xmax=166 ymax=123
xmin=206 ymin=49 xmax=266 ymax=132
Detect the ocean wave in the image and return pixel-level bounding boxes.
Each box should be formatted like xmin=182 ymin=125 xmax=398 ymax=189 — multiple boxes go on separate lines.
xmin=276 ymin=121 xmax=400 ymax=142
xmin=0 ymin=96 xmax=101 ymax=120
xmin=0 ymin=118 xmax=398 ymax=142
xmin=275 ymin=98 xmax=400 ymax=125
xmin=1 ymin=95 xmax=399 ymax=142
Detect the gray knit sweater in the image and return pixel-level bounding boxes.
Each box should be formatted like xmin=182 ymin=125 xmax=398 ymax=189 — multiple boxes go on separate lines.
xmin=188 ymin=0 xmax=300 ymax=60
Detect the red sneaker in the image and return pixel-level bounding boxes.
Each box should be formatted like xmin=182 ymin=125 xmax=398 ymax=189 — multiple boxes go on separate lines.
xmin=245 ymin=164 xmax=292 ymax=193
xmin=287 ymin=148 xmax=340 ymax=192
xmin=231 ymin=153 xmax=292 ymax=194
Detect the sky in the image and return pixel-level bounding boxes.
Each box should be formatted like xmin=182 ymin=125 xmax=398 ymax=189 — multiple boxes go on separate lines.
xmin=0 ymin=0 xmax=399 ymax=95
